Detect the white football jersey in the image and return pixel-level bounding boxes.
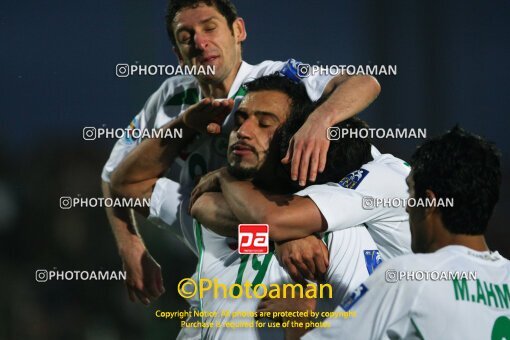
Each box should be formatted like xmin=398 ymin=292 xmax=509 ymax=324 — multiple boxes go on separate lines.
xmin=295 ymin=145 xmax=412 ymax=260
xmin=149 ymin=177 xmax=381 ymax=340
xmin=102 ymin=60 xmax=333 ymax=229
xmin=303 ymin=245 xmax=510 ymax=340
xmin=193 ymin=222 xmax=379 ymax=340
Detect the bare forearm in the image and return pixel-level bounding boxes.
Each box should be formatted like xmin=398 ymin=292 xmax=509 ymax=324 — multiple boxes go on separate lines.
xmin=191 ymin=192 xmax=240 ymax=237
xmin=218 ymin=175 xmax=273 ymax=225
xmin=314 ymin=75 xmax=380 ymax=126
xmin=218 ymin=173 xmax=324 ymax=241
xmin=110 ymin=116 xmax=196 ymax=198
xmin=102 ymin=180 xmax=145 ymax=255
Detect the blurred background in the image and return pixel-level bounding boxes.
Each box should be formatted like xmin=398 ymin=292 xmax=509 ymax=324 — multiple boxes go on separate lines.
xmin=1 ymin=0 xmax=509 ymax=339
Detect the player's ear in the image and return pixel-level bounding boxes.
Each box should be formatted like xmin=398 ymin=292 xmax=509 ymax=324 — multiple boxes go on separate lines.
xmin=424 ymin=189 xmax=438 ymax=216
xmin=173 ymin=46 xmax=185 ymax=66
xmin=232 ymin=17 xmax=247 ymax=43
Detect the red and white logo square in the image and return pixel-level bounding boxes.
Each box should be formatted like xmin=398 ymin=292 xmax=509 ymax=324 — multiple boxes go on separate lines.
xmin=238 ymin=224 xmax=269 ymax=254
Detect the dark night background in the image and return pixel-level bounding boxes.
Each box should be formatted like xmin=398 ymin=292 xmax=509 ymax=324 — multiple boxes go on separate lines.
xmin=1 ymin=0 xmax=509 ymax=339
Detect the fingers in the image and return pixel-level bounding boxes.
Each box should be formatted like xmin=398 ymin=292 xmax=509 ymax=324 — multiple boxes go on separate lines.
xmin=146 ymin=272 xmax=162 ymax=299
xmin=206 ymin=123 xmax=221 ymax=134
xmin=127 ymin=280 xmax=151 ymax=305
xmin=314 ymin=247 xmax=328 ymax=282
xmin=189 ymin=170 xmax=222 ymax=213
xmin=189 ymin=186 xmax=201 ymax=213
xmin=256 ymin=299 xmax=283 ymax=321
xmin=318 ymin=140 xmax=329 ymax=174
xmin=308 ymin=146 xmax=321 ymax=183
xmin=192 ymin=98 xmax=213 ymax=112
xmin=284 ymin=259 xmax=306 ymax=284
xmin=185 ymin=98 xmax=233 ymax=133
xmin=134 ymin=290 xmax=151 ymax=305
xmin=189 ymin=177 xmax=208 ymax=213
xmin=214 ymin=98 xmax=234 ymax=118
xmin=206 ymin=99 xmax=233 ymax=134
xmin=297 ymin=143 xmax=313 ymax=187
xmin=299 ymin=255 xmax=316 ymax=281
xmin=209 ymin=98 xmax=234 ymax=121
xmin=127 ymin=274 xmax=164 ymax=305
xmin=285 ymin=119 xmax=333 ymax=185
xmin=156 ymin=271 xmax=166 ymax=295
xmin=196 ymin=97 xmax=212 ymax=107
xmin=256 ymin=299 xmax=268 ymax=312
xmin=281 ymin=139 xmax=293 ymax=165
xmin=126 ymin=284 xmax=136 ymax=303
xmin=290 ymin=141 xmax=303 ymax=183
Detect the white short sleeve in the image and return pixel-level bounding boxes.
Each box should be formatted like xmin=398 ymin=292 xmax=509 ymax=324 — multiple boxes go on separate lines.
xmin=297 ymin=183 xmax=391 ymax=231
xmin=148 ymin=178 xmax=198 ymax=255
xmin=318 ymin=226 xmax=380 ymax=313
xmin=101 ymin=77 xmax=185 ymax=183
xmin=248 ymin=59 xmax=333 ymax=101
xmin=294 ymin=153 xmax=412 ymax=259
xmin=303 ymin=259 xmax=418 ymax=340
xmin=276 ymin=59 xmax=334 ymax=101
xmin=101 ymin=131 xmax=138 ymax=183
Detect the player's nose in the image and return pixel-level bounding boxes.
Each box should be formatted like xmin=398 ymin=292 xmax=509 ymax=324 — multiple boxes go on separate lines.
xmin=194 ymin=32 xmax=209 ymax=51
xmin=237 ymin=118 xmax=256 ymax=139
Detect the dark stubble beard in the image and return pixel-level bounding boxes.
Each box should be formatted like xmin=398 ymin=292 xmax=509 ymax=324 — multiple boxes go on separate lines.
xmin=226 ymin=163 xmax=259 ymax=180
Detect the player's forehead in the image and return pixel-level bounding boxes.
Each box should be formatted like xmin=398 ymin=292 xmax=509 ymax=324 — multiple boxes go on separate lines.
xmin=237 ymin=90 xmax=291 ymax=121
xmin=173 ymin=3 xmax=226 ymax=31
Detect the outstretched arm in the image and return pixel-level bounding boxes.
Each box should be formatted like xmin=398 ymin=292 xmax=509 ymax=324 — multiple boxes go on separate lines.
xmin=217 ymin=169 xmax=327 ymax=242
xmin=189 ymin=168 xmax=329 ymax=282
xmin=111 ymin=99 xmax=234 ymax=213
xmin=101 ymin=181 xmax=164 ymax=305
xmin=191 ymin=192 xmax=240 ymax=237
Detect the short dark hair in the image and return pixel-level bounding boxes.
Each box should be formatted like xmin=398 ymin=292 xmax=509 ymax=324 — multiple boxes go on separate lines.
xmin=253 ymin=96 xmax=373 ymax=193
xmin=229 ymin=75 xmax=310 ymax=185
xmin=411 ymin=126 xmax=501 ymax=235
xmin=243 ymin=75 xmax=311 ymax=118
xmin=166 ymin=0 xmax=238 ymax=46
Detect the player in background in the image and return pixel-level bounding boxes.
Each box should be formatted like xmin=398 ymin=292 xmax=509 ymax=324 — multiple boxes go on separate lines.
xmin=268 ymin=126 xmax=508 ymax=339
xmin=102 ymin=0 xmax=380 ymax=305
xmin=112 ymin=75 xmax=381 ymax=339
xmin=190 ymin=94 xmax=411 ymax=284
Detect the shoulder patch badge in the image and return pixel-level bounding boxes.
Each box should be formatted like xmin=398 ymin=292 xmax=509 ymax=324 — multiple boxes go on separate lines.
xmin=279 ymin=58 xmax=306 ymax=83
xmin=338 ymin=169 xmax=369 ymax=189
xmin=124 ymin=116 xmax=141 ymax=144
xmin=340 ymin=284 xmax=368 ymax=311
xmin=364 ymin=249 xmax=382 ymax=274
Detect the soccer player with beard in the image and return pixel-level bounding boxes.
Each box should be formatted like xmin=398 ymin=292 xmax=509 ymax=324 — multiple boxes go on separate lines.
xmin=112 ymin=75 xmax=380 ymax=339
xmin=102 ymin=0 xmax=380 ymax=307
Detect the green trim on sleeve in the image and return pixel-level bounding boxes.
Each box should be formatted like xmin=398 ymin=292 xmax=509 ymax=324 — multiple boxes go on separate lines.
xmin=231 ymin=85 xmax=247 ymax=98
xmin=410 ymin=317 xmax=425 ymax=340
xmin=167 ymin=88 xmax=200 ymax=105
xmin=193 ymin=220 xmax=205 ymax=339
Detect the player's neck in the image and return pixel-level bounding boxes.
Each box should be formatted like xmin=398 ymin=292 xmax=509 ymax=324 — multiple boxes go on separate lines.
xmin=430 ymin=233 xmax=489 ymax=253
xmin=200 ymin=60 xmax=242 ymax=98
